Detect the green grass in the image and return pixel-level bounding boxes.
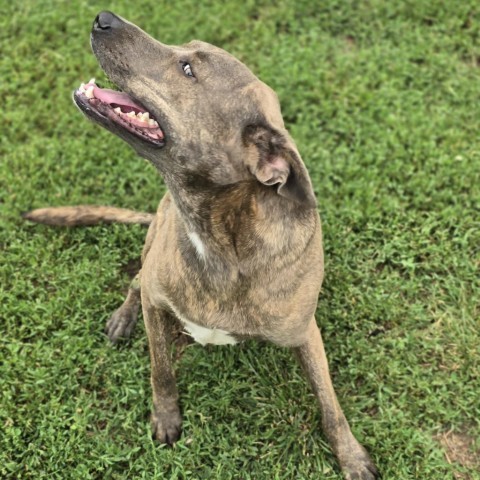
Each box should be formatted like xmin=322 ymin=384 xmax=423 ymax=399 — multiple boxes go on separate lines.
xmin=1 ymin=1 xmax=479 ymax=479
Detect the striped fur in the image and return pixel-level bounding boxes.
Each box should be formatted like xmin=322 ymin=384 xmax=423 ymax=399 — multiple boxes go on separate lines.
xmin=22 ymin=205 xmax=154 ymax=226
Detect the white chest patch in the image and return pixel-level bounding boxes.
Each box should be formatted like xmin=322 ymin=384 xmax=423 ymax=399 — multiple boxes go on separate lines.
xmin=188 ymin=231 xmax=206 ymax=259
xmin=181 ymin=318 xmax=238 ymax=346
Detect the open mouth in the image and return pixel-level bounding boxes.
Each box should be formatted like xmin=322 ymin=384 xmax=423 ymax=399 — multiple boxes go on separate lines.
xmin=74 ymin=79 xmax=165 ymax=146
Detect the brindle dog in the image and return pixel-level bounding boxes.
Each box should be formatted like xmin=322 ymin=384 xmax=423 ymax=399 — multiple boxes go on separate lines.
xmin=25 ymin=12 xmax=378 ymax=479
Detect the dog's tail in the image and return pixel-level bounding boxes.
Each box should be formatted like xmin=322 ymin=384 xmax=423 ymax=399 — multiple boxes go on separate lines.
xmin=22 ymin=206 xmax=154 ymax=226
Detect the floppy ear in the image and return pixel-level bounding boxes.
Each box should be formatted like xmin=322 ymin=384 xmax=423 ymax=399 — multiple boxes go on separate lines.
xmin=243 ymin=125 xmax=317 ymax=209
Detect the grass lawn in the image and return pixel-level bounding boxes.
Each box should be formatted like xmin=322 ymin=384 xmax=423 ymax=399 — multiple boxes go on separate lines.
xmin=1 ymin=1 xmax=479 ymax=478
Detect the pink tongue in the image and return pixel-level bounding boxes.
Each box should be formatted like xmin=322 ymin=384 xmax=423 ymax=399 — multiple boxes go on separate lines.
xmin=90 ymin=84 xmax=146 ymax=112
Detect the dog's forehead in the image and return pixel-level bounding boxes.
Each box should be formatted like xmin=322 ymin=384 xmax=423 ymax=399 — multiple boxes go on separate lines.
xmin=180 ymin=39 xmax=231 ymax=56
xmin=175 ymin=40 xmax=255 ymax=75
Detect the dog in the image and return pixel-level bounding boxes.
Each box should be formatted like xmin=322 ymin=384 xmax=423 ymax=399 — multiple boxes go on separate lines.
xmin=24 ymin=12 xmax=378 ymax=479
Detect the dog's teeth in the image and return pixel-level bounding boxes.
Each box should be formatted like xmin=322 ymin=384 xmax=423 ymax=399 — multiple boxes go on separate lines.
xmin=88 ymin=78 xmax=95 ymax=85
xmin=153 ymin=120 xmax=158 ymax=127
xmin=114 ymin=107 xmax=122 ymax=114
xmin=127 ymin=111 xmax=136 ymax=118
xmin=148 ymin=119 xmax=155 ymax=126
xmin=79 ymin=83 xmax=86 ymax=93
xmin=138 ymin=112 xmax=150 ymax=122
xmin=85 ymin=86 xmax=94 ymax=99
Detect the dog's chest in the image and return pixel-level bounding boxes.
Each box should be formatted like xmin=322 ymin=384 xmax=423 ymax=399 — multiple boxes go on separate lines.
xmin=180 ymin=317 xmax=238 ymax=346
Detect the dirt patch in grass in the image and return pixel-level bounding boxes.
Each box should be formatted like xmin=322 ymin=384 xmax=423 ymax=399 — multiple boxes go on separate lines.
xmin=436 ymin=430 xmax=480 ymax=480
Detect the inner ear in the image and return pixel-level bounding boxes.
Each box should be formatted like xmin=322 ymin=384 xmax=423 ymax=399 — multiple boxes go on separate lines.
xmin=255 ymin=155 xmax=290 ymax=186
xmin=243 ymin=125 xmax=317 ymax=209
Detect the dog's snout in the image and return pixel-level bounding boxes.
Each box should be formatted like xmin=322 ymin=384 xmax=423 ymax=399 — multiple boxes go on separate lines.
xmin=93 ymin=11 xmax=122 ymax=31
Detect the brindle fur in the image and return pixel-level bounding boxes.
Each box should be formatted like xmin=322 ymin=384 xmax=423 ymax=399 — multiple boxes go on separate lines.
xmin=25 ymin=12 xmax=378 ymax=479
xmin=23 ymin=205 xmax=154 ymax=226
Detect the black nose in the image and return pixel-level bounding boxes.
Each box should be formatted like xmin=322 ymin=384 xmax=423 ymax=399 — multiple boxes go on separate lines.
xmin=93 ymin=11 xmax=121 ymax=30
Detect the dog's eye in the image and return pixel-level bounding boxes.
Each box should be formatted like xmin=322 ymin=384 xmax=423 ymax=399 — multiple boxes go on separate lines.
xmin=182 ymin=62 xmax=194 ymax=78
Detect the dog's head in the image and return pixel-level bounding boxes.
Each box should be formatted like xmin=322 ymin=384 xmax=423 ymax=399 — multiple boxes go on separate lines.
xmin=74 ymin=12 xmax=316 ymax=209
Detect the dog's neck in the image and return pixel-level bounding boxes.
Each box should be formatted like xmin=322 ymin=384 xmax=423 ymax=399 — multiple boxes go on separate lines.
xmin=165 ymin=175 xmax=317 ymax=270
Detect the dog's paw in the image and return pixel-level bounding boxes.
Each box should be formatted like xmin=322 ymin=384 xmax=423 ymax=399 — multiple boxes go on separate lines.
xmin=151 ymin=408 xmax=182 ymax=445
xmin=338 ymin=443 xmax=379 ymax=480
xmin=342 ymin=462 xmax=379 ymax=480
xmin=105 ymin=303 xmax=139 ymax=343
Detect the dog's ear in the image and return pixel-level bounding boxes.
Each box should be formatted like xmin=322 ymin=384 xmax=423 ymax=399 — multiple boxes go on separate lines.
xmin=243 ymin=125 xmax=317 ymax=209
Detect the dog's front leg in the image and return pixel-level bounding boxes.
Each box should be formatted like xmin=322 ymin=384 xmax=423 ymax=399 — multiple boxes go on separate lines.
xmin=295 ymin=320 xmax=379 ymax=480
xmin=105 ymin=273 xmax=141 ymax=343
xmin=142 ymin=300 xmax=182 ymax=445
